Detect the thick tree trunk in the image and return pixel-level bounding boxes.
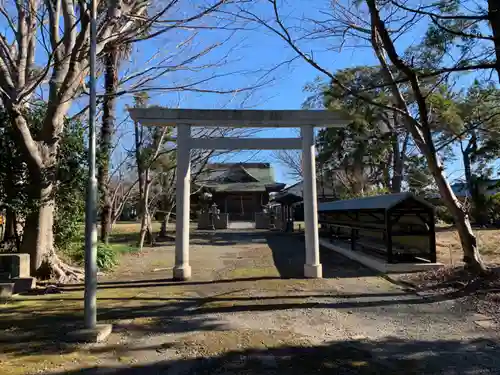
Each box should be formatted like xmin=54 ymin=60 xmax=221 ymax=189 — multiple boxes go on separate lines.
xmin=10 ymin=110 xmax=83 ymax=282
xmin=20 ymin=184 xmax=55 ymax=275
xmin=430 ymin=162 xmax=485 ymax=271
xmin=20 ymin=180 xmax=83 ymax=281
xmin=4 ymin=208 xmax=16 ymax=240
xmin=98 ymin=47 xmax=119 ymax=244
xmin=488 ymin=0 xmax=500 ymax=80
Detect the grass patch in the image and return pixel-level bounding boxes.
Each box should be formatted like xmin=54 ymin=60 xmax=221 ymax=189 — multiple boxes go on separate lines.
xmin=60 ymin=241 xmax=139 ymax=272
xmin=57 ymin=222 xmax=152 ymax=272
xmin=110 ymin=243 xmax=139 ymax=254
xmin=227 ymin=266 xmax=279 ymax=279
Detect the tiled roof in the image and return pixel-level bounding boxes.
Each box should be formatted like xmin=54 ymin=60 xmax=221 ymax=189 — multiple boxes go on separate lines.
xmin=196 ymin=163 xmax=281 ymax=192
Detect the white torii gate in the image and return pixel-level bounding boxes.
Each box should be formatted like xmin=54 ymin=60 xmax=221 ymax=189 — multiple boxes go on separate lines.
xmin=128 ymin=108 xmax=348 ymax=281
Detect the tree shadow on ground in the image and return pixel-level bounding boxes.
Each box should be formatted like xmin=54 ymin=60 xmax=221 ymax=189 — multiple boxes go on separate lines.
xmin=266 ymin=233 xmax=379 ymax=279
xmin=45 ymin=336 xmax=500 ymax=374
xmin=58 ymin=277 xmax=283 ymax=292
xmin=0 ymin=298 xmax=221 ymax=359
xmin=0 ymin=284 xmax=464 ymax=360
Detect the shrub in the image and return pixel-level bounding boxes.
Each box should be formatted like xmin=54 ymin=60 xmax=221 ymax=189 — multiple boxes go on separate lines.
xmin=486 ymin=193 xmax=500 ymax=226
xmin=96 ymin=243 xmax=118 ymax=270
xmin=72 ymin=242 xmax=118 ymax=271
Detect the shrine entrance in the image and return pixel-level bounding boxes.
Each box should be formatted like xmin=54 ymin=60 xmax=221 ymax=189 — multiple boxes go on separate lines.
xmin=129 ymin=109 xmax=348 ymax=280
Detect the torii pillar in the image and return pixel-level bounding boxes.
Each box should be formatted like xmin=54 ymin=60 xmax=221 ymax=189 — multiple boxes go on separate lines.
xmin=173 ymin=124 xmax=192 ymax=280
xmin=301 ymin=125 xmax=322 ymax=278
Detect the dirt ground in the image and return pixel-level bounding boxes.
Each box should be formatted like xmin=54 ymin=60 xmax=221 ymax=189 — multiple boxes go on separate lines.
xmin=436 ymin=227 xmax=500 ymax=265
xmin=1 ymin=229 xmax=500 ymax=375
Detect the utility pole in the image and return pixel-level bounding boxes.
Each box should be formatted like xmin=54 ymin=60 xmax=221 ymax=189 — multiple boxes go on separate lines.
xmin=84 ymin=0 xmax=98 ymax=329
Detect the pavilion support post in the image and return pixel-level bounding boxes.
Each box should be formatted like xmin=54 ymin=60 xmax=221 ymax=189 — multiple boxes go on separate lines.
xmin=173 ymin=124 xmax=192 ymax=281
xmin=301 ymin=125 xmax=322 ymax=278
xmin=385 ymin=212 xmax=394 ymax=264
xmin=281 ymin=204 xmax=285 ymax=231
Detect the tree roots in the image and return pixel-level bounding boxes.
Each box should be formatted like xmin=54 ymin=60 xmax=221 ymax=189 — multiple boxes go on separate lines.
xmin=37 ymin=248 xmax=84 ymax=284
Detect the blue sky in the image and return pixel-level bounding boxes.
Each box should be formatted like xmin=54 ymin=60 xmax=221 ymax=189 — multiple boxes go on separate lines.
xmin=0 ymin=0 xmax=494 ymax=186
xmin=102 ymin=0 xmax=386 ymax=185
xmin=54 ymin=1 xmax=498 ymax=186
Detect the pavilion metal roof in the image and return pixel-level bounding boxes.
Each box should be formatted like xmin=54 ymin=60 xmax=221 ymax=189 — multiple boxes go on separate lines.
xmin=317 ymin=192 xmax=433 ymax=212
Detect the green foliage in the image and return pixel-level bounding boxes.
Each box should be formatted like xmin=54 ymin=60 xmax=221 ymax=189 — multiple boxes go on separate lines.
xmin=0 ymin=104 xmax=86 ymax=253
xmin=312 ymin=67 xmax=395 ymax=193
xmin=53 ymin=117 xmax=87 ymax=251
xmin=338 ymin=186 xmax=390 ymax=200
xmin=435 ymin=205 xmax=455 ymax=224
xmin=73 ymin=243 xmax=118 ymax=271
xmin=0 ymin=111 xmax=28 ymax=219
xmin=96 ymin=243 xmax=118 ymax=270
xmin=405 ymin=156 xmax=435 ymax=195
xmin=486 ymin=193 xmax=500 ymax=225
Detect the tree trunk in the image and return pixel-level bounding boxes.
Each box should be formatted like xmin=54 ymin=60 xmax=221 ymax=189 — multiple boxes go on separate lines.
xmin=138 ymin=171 xmax=154 ymax=250
xmin=159 ymin=208 xmax=173 ymax=237
xmin=10 ymin=109 xmax=83 ymax=282
xmin=98 ymin=47 xmax=118 ymax=244
xmin=365 ymin=2 xmax=486 ymax=273
xmin=391 ymin=134 xmax=403 ymax=193
xmin=488 ymin=0 xmax=500 ymax=80
xmin=429 ymin=158 xmax=485 ymax=271
xmin=4 ymin=208 xmax=16 ymax=240
xmin=20 ymin=179 xmax=83 ymax=281
xmin=138 ymin=207 xmax=153 ymax=249
xmin=463 ymin=149 xmax=473 ymax=198
xmin=20 ymin=183 xmax=55 ymax=275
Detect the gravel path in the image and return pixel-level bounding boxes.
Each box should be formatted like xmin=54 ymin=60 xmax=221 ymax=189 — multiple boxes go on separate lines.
xmin=3 ymin=230 xmax=500 ymax=374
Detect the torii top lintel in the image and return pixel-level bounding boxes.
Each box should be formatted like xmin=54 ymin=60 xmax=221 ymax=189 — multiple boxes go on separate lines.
xmin=128 ymin=108 xmax=349 ymax=128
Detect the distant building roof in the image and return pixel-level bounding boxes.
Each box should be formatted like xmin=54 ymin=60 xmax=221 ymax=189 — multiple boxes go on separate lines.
xmin=318 ymin=192 xmax=433 ymax=212
xmin=197 ymin=163 xmax=284 ymax=193
xmin=276 ymin=179 xmax=338 ymax=199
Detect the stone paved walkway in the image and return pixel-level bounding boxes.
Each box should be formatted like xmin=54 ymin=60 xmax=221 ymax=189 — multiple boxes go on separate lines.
xmin=1 ymin=230 xmax=500 ymax=374
xmin=227 ymin=221 xmax=255 ymax=230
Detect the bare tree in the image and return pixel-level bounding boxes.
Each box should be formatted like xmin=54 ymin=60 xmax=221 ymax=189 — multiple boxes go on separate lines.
xmin=131 ymin=93 xmax=171 ymax=249
xmin=364 ymin=0 xmax=485 ymax=271
xmin=234 ymin=0 xmax=486 ymax=271
xmin=274 ymin=149 xmax=303 ymax=180
xmin=0 ymin=0 xmax=245 ymax=281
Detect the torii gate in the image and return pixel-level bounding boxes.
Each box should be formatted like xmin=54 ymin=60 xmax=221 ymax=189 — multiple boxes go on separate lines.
xmin=128 ymin=109 xmax=348 ymax=280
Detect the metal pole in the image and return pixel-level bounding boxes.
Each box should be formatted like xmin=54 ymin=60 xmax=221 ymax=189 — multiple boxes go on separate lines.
xmin=84 ymin=0 xmax=98 ymax=329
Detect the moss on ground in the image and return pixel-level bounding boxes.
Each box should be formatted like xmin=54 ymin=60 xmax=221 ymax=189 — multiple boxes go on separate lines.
xmin=226 ymin=266 xmax=279 ymax=279
xmin=0 ymin=281 xmax=201 ymax=375
xmin=171 ymin=329 xmax=312 ymax=358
